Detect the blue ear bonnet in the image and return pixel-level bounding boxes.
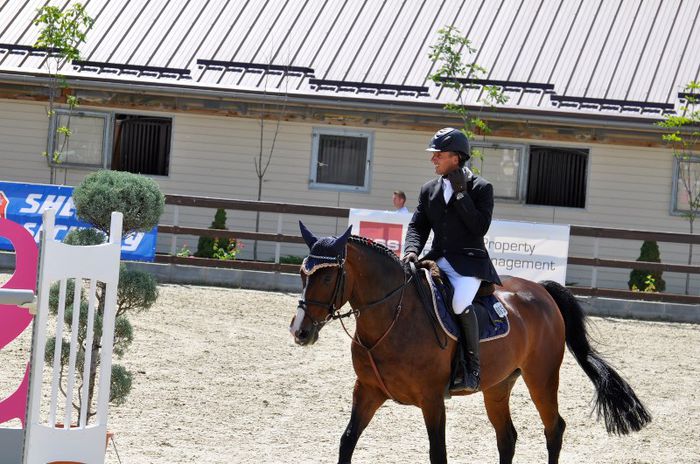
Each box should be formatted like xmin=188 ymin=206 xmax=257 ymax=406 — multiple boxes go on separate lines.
xmin=299 ymin=221 xmax=352 ymax=273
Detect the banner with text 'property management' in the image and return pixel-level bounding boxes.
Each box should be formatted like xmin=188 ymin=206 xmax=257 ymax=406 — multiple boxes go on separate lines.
xmin=0 ymin=181 xmax=157 ymax=262
xmin=348 ymin=209 xmax=570 ymax=284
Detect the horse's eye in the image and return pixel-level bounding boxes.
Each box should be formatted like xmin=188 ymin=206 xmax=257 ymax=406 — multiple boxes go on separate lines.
xmin=323 ymin=275 xmax=332 ymax=284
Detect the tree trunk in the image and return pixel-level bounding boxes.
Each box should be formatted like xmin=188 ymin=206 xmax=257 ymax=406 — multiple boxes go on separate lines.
xmin=253 ymin=174 xmax=263 ymax=260
xmin=686 ymin=219 xmax=694 ymax=295
xmin=86 ymin=281 xmax=107 ymax=421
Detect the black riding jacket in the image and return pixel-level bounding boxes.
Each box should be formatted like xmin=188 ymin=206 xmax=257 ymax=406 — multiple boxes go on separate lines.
xmin=404 ymin=174 xmax=501 ymax=285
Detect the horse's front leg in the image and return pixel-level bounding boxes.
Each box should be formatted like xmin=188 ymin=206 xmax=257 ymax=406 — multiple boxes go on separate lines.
xmin=338 ymin=380 xmax=386 ymax=464
xmin=421 ymin=395 xmax=448 ymax=464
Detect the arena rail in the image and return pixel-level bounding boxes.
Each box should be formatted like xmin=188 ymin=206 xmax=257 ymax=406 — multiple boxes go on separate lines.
xmin=159 ymin=194 xmax=700 ymax=305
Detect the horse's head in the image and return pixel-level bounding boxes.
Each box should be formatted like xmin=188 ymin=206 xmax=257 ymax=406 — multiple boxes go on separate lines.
xmin=289 ymin=221 xmax=352 ymax=346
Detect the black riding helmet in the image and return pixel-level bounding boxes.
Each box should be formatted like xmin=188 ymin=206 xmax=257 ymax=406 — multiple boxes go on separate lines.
xmin=426 ymin=127 xmax=471 ymax=166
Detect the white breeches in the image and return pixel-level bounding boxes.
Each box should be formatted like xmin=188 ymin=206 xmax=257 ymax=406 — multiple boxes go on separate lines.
xmin=436 ymin=257 xmax=481 ymax=314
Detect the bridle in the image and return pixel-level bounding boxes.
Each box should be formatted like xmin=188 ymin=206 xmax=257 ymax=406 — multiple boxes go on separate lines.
xmin=296 ymin=256 xmax=414 ymax=328
xmin=296 ymin=257 xmax=348 ymax=328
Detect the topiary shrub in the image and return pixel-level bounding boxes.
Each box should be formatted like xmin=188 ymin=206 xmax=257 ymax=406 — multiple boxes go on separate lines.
xmin=195 ymin=208 xmax=227 ymax=258
xmin=72 ymin=170 xmax=164 ymax=235
xmin=44 ymin=170 xmax=163 ymax=421
xmin=628 ymin=240 xmax=666 ymax=292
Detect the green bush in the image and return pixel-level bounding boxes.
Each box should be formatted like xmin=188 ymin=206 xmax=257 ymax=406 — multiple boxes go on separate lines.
xmin=280 ymin=255 xmax=304 ymax=265
xmin=72 ymin=170 xmax=164 ymax=235
xmin=628 ymin=241 xmax=666 ymax=292
xmin=196 ymin=208 xmax=227 ymax=258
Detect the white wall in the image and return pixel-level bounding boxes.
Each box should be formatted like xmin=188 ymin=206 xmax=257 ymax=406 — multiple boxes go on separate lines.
xmin=0 ymin=99 xmax=696 ymax=293
xmin=0 ymin=100 xmax=52 ymax=184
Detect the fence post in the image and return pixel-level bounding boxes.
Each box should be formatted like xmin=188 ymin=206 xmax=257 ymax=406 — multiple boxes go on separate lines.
xmin=274 ymin=214 xmax=282 ymax=264
xmin=170 ymin=205 xmax=179 ymax=256
xmin=591 ymin=236 xmax=599 ymax=288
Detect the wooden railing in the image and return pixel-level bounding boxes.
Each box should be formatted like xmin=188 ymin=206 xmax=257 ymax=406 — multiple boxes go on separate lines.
xmin=158 ymin=194 xmax=700 ymax=304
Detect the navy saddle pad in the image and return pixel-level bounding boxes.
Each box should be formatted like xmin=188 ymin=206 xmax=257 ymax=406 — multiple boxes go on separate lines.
xmin=432 ymin=277 xmax=510 ymax=342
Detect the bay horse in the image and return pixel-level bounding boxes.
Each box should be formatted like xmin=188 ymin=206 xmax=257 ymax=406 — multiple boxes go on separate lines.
xmin=289 ymin=223 xmax=651 ymax=464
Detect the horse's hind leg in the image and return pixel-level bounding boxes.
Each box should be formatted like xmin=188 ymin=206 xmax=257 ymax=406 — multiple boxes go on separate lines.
xmin=338 ymin=381 xmax=386 ymax=464
xmin=521 ymin=365 xmax=566 ymax=464
xmin=483 ymin=371 xmax=520 ymax=464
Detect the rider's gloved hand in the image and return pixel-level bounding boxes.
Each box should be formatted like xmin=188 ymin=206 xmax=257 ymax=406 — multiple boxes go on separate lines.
xmin=446 ymin=168 xmax=467 ymax=193
xmin=401 ymin=251 xmax=418 ymax=265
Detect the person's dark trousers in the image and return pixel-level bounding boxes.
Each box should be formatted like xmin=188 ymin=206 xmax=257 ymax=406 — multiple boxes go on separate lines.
xmin=450 ymin=305 xmax=480 ymax=393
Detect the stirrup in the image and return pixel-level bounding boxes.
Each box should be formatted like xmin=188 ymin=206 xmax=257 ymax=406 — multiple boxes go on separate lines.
xmin=449 ymin=370 xmax=480 ymax=393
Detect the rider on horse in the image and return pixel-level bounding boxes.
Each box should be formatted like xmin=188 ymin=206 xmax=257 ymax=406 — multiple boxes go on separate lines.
xmin=402 ymin=127 xmax=501 ymax=394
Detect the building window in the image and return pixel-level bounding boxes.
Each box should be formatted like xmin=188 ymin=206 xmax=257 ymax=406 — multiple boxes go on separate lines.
xmin=310 ymin=128 xmax=372 ymax=192
xmin=49 ymin=111 xmax=172 ymax=176
xmin=526 ymin=146 xmax=588 ymax=208
xmin=471 ymin=143 xmax=525 ymax=200
xmin=48 ymin=110 xmax=111 ymax=168
xmin=672 ymin=156 xmax=700 ymax=214
xmin=112 ymin=115 xmax=171 ymax=176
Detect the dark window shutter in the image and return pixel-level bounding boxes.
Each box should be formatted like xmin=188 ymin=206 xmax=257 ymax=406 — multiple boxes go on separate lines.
xmin=113 ymin=116 xmax=171 ymax=175
xmin=316 ymin=134 xmax=368 ymax=187
xmin=526 ymin=146 xmax=587 ymax=208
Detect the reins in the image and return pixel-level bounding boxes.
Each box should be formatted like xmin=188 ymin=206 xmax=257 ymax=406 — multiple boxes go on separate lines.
xmin=338 ymin=272 xmax=412 ymax=403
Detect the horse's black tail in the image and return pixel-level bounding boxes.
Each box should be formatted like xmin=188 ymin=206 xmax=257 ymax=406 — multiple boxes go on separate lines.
xmin=540 ymin=280 xmax=652 ymax=435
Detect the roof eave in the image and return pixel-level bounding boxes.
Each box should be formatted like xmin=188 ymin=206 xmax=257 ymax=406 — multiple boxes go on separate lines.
xmin=0 ymin=69 xmax=666 ymax=132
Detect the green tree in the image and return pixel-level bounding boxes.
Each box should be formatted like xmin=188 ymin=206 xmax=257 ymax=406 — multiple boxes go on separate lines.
xmin=628 ymin=241 xmax=666 ymax=292
xmin=45 ymin=170 xmax=163 ymax=420
xmin=428 ymin=26 xmax=507 ymax=171
xmin=33 ymin=3 xmax=94 ymax=183
xmin=658 ymin=81 xmax=700 ymax=294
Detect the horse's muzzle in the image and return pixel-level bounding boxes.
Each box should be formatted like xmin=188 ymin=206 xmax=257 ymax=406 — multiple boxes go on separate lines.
xmin=290 ymin=309 xmax=320 ymax=346
xmin=292 ymin=326 xmax=319 ymax=346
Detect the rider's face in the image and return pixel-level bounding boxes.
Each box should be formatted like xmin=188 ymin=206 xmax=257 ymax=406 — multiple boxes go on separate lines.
xmin=430 ymin=151 xmax=460 ymax=176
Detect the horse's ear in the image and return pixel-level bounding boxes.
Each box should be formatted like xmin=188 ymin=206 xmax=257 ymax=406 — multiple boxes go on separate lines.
xmin=299 ymin=221 xmax=318 ymax=249
xmin=339 ymin=225 xmax=352 ymax=244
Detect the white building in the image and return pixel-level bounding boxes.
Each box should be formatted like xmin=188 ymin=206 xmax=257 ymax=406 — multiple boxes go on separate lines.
xmin=0 ymin=0 xmax=698 ymax=292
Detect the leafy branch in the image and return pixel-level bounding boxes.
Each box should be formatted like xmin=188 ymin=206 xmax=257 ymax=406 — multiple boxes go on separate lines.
xmin=428 ymin=26 xmax=508 ymax=137
xmin=657 ymin=81 xmax=700 ymax=294
xmin=33 ymin=4 xmax=93 ymax=173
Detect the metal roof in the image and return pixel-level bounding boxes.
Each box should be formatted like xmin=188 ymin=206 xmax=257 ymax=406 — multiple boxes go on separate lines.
xmin=0 ymin=0 xmax=698 ymax=120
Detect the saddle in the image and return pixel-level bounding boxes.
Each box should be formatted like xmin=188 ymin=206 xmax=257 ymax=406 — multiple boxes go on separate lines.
xmin=410 ymin=261 xmax=509 ymax=343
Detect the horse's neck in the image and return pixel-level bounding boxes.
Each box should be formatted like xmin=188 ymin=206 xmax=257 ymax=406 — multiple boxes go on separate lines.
xmin=346 ymin=243 xmax=407 ymax=342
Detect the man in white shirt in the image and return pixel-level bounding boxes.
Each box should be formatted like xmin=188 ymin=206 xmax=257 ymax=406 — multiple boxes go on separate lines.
xmin=392 ymin=190 xmax=409 ymax=213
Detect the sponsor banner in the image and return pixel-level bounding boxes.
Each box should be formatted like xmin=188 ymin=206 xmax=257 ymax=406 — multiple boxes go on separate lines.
xmin=348 ymin=209 xmax=569 ymax=284
xmin=485 ymin=220 xmax=570 ymax=285
xmin=347 ymin=209 xmax=413 ymax=256
xmin=0 ymin=181 xmax=157 ymax=262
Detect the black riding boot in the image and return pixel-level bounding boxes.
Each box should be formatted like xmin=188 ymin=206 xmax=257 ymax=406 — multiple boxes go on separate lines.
xmin=451 ymin=305 xmax=480 ymax=393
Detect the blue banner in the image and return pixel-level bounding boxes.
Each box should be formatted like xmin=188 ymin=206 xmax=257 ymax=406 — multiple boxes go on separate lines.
xmin=0 ymin=181 xmax=157 ymax=262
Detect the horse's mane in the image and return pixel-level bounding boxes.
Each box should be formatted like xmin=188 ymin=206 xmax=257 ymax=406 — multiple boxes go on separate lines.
xmin=348 ymin=235 xmax=403 ymax=267
xmin=346 ymin=235 xmax=443 ymax=284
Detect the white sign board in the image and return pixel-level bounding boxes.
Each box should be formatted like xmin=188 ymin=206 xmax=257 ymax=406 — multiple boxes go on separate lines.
xmin=348 ymin=209 xmax=570 ymax=285
xmin=485 ymin=220 xmax=570 ymax=284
